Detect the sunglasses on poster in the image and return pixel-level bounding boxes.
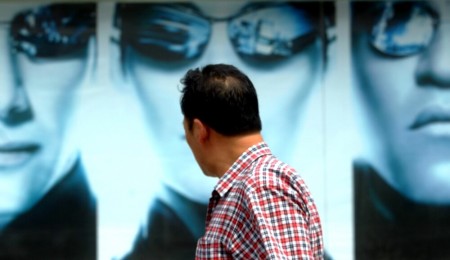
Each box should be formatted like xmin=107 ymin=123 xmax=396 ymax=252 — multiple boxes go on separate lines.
xmin=1 ymin=4 xmax=95 ymax=60
xmin=114 ymin=2 xmax=333 ymax=63
xmin=369 ymin=1 xmax=441 ymax=57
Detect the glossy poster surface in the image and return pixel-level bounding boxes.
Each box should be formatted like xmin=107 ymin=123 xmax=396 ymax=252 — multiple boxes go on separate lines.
xmin=351 ymin=1 xmax=450 ymax=259
xmin=5 ymin=1 xmax=449 ymax=260
xmin=0 ymin=2 xmax=97 ymax=259
xmin=103 ymin=2 xmax=338 ymax=259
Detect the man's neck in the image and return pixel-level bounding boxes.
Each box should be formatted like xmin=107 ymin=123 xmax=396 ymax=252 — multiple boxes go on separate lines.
xmin=210 ymin=132 xmax=264 ymax=178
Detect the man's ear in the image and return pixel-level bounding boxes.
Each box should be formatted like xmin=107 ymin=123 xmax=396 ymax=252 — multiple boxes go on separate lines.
xmin=192 ymin=118 xmax=209 ymax=143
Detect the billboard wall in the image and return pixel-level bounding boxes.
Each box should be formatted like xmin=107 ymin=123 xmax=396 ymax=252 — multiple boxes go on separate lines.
xmin=1 ymin=1 xmax=448 ymax=259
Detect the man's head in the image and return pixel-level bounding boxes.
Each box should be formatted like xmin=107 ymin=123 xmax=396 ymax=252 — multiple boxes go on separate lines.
xmin=180 ymin=64 xmax=264 ymax=177
xmin=180 ymin=63 xmax=262 ymax=136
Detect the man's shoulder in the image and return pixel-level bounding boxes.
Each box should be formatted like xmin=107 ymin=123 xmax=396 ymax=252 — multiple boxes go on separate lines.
xmin=235 ymin=155 xmax=298 ymax=190
xmin=253 ymin=155 xmax=297 ymax=177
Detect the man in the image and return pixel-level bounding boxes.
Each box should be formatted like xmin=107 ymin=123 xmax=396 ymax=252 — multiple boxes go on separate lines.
xmin=180 ymin=64 xmax=323 ymax=259
xmin=352 ymin=0 xmax=450 ymax=258
xmin=0 ymin=3 xmax=97 ymax=259
xmin=113 ymin=2 xmax=334 ymax=258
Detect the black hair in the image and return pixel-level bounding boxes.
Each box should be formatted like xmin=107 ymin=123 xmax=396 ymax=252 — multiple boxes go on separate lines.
xmin=180 ymin=64 xmax=262 ymax=136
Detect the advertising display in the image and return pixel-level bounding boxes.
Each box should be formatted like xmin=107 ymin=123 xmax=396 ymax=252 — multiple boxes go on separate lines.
xmin=1 ymin=0 xmax=448 ymax=259
xmin=351 ymin=1 xmax=450 ymax=259
xmin=0 ymin=3 xmax=97 ymax=259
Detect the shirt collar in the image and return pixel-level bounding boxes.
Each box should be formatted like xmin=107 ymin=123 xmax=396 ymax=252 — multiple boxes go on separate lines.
xmin=214 ymin=141 xmax=272 ymax=197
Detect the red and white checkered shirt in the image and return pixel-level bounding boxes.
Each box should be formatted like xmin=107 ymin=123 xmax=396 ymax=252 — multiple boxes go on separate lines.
xmin=196 ymin=142 xmax=323 ymax=260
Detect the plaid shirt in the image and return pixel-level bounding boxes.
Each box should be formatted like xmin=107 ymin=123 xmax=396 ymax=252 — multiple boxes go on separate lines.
xmin=196 ymin=142 xmax=323 ymax=260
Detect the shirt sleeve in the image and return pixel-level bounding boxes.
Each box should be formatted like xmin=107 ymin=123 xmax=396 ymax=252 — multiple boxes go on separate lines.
xmin=238 ymin=183 xmax=322 ymax=260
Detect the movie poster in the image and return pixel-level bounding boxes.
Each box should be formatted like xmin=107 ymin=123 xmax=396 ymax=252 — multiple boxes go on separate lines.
xmin=0 ymin=2 xmax=97 ymax=259
xmin=100 ymin=2 xmax=341 ymax=259
xmin=13 ymin=1 xmax=450 ymax=259
xmin=351 ymin=1 xmax=450 ymax=259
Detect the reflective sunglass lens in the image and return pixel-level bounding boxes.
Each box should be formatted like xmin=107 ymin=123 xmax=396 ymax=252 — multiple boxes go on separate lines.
xmin=11 ymin=4 xmax=95 ymax=59
xmin=370 ymin=2 xmax=435 ymax=57
xmin=229 ymin=5 xmax=319 ymax=62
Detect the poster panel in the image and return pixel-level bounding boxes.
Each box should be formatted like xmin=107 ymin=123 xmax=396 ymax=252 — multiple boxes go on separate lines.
xmin=107 ymin=1 xmax=336 ymax=259
xmin=0 ymin=2 xmax=97 ymax=259
xmin=351 ymin=1 xmax=450 ymax=259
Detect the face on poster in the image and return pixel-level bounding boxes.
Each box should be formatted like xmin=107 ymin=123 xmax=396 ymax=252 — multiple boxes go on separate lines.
xmin=352 ymin=0 xmax=450 ymax=204
xmin=0 ymin=3 xmax=95 ymax=226
xmin=113 ymin=1 xmax=335 ymax=204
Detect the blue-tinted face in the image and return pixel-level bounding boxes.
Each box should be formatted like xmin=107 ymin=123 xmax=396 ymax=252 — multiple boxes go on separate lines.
xmin=352 ymin=0 xmax=450 ymax=204
xmin=116 ymin=1 xmax=329 ymax=203
xmin=117 ymin=2 xmax=322 ymax=63
xmin=0 ymin=3 xmax=94 ymax=227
